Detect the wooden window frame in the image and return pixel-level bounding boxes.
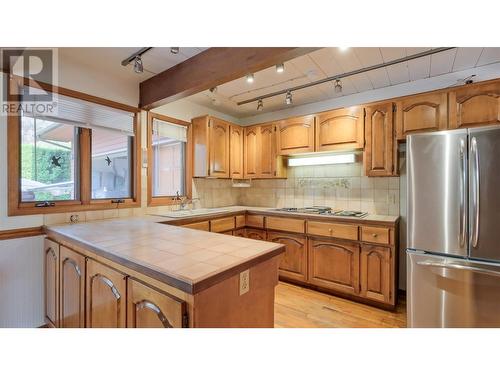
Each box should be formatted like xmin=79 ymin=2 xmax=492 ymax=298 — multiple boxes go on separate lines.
xmin=7 ymin=75 xmax=142 ymax=216
xmin=147 ymin=112 xmax=193 ymax=207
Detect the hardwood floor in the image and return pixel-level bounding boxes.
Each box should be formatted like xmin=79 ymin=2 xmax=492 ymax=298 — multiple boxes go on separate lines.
xmin=274 ymin=282 xmax=407 ymax=328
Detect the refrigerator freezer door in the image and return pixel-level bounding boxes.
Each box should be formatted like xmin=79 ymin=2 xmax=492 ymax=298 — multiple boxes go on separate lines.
xmin=468 ymin=125 xmax=500 ymax=262
xmin=407 ymin=129 xmax=468 ymax=256
xmin=407 ymin=251 xmax=500 ymax=327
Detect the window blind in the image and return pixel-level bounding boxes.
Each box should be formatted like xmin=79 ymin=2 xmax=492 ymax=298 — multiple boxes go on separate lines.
xmin=152 ymin=118 xmax=187 ymax=142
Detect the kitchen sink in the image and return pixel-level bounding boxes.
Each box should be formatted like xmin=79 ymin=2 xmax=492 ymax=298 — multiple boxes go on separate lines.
xmin=154 ymin=208 xmax=231 ymax=218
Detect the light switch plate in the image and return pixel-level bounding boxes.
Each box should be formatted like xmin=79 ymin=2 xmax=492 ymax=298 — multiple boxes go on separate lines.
xmin=239 ymin=269 xmax=250 ymax=295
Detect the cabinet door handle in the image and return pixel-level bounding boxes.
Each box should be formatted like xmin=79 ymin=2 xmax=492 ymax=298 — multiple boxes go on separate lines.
xmin=372 ymin=233 xmax=378 ymax=238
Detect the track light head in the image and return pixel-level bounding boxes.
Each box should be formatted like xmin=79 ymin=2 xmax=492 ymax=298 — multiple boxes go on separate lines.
xmin=276 ymin=63 xmax=285 ymax=73
xmin=257 ymin=99 xmax=263 ymax=111
xmin=134 ymin=56 xmax=144 ymax=74
xmin=285 ymin=91 xmax=293 ymax=105
xmin=170 ymin=47 xmax=179 ymax=54
xmin=246 ymin=73 xmax=255 ymax=84
xmin=334 ymin=79 xmax=342 ymax=93
xmin=209 ymin=87 xmax=217 ymax=93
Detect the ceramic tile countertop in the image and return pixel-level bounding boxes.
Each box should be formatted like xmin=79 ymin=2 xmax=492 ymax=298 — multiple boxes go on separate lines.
xmin=44 ymin=216 xmax=284 ymax=294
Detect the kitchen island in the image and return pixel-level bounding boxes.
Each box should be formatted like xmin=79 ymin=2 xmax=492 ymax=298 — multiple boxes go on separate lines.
xmin=44 ymin=216 xmax=285 ymax=328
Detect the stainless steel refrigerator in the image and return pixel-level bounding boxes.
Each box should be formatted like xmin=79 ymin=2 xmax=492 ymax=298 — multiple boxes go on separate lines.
xmin=407 ymin=125 xmax=500 ymax=327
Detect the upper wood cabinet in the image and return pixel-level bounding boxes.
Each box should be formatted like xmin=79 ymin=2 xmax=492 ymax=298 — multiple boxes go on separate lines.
xmin=316 ymin=107 xmax=365 ymax=152
xmin=267 ymin=231 xmax=307 ymax=283
xmin=244 ymin=126 xmax=259 ymax=178
xmin=276 ymin=115 xmax=315 ymax=155
xmin=364 ymin=102 xmax=396 ymax=177
xmin=127 ymin=278 xmax=186 ymax=328
xmin=60 ymin=246 xmax=86 ymax=328
xmin=259 ymin=124 xmax=276 ymax=178
xmin=360 ymin=244 xmax=392 ymax=304
xmin=449 ymin=81 xmax=500 ymax=129
xmin=86 ymin=259 xmax=127 ymax=328
xmin=396 ymin=92 xmax=448 ymax=140
xmin=244 ymin=124 xmax=285 ymax=179
xmin=44 ymin=239 xmax=60 ymax=328
xmin=229 ymin=125 xmax=244 ymax=179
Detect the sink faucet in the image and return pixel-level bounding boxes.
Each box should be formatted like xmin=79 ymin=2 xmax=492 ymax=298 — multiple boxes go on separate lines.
xmin=174 ymin=191 xmax=200 ymax=210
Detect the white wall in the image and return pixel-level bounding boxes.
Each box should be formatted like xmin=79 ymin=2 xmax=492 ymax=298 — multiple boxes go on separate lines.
xmin=153 ymin=98 xmax=241 ymax=124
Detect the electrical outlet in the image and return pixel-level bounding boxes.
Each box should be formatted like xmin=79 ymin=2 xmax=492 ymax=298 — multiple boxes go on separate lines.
xmin=239 ymin=270 xmax=250 ymax=295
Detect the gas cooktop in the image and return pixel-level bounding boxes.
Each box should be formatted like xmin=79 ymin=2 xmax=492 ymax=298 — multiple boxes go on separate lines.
xmin=274 ymin=207 xmax=368 ymax=218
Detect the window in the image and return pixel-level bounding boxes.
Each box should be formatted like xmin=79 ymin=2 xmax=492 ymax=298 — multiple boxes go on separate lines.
xmin=8 ymin=78 xmax=141 ymax=215
xmin=147 ymin=113 xmax=191 ymax=206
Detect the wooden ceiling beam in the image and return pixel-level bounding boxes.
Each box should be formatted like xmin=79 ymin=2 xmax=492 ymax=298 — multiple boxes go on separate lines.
xmin=139 ymin=47 xmax=319 ymax=110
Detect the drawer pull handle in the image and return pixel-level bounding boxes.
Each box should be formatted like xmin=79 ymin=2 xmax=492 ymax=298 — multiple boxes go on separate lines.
xmin=328 ymin=228 xmax=333 ymax=233
xmin=372 ymin=233 xmax=378 ymax=238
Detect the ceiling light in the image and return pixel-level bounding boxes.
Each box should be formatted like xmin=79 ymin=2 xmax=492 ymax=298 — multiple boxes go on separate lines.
xmin=339 ymin=47 xmax=350 ymax=52
xmin=170 ymin=47 xmax=179 ymax=54
xmin=246 ymin=73 xmax=254 ymax=83
xmin=276 ymin=63 xmax=285 ymax=73
xmin=288 ymin=153 xmax=356 ymax=167
xmin=257 ymin=99 xmax=263 ymax=111
xmin=334 ymin=79 xmax=342 ymax=93
xmin=133 ymin=56 xmax=144 ymax=74
xmin=209 ymin=87 xmax=217 ymax=93
xmin=285 ymin=91 xmax=293 ymax=105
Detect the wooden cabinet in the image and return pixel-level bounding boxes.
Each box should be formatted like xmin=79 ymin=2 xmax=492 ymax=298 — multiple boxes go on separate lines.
xmin=360 ymin=245 xmax=392 ymax=304
xmin=235 ymin=215 xmax=245 ymax=228
xmin=60 ymin=246 xmax=85 ymax=328
xmin=308 ymin=238 xmax=360 ymax=295
xmin=210 ymin=216 xmax=235 ymax=233
xmin=276 ymin=115 xmax=315 ymax=155
xmin=230 ymin=125 xmax=244 ymax=178
xmin=182 ymin=220 xmax=210 ymax=231
xmin=361 ymin=226 xmax=391 ymax=245
xmin=246 ymin=214 xmax=265 ymax=228
xmin=44 ymin=238 xmax=60 ymax=328
xmin=244 ymin=126 xmax=259 ymax=178
xmin=259 ymin=124 xmax=276 ymax=178
xmin=268 ymin=231 xmax=307 ymax=282
xmin=244 ymin=124 xmax=285 ymax=179
xmin=396 ymin=92 xmax=448 ymax=140
xmin=86 ymin=259 xmax=127 ymax=328
xmin=127 ymin=278 xmax=186 ymax=328
xmin=245 ymin=228 xmax=266 ymax=241
xmin=364 ymin=102 xmax=396 ymax=176
xmin=449 ymin=81 xmax=500 ymax=129
xmin=233 ymin=228 xmax=246 ymax=237
xmin=316 ymin=107 xmax=365 ymax=152
xmin=266 ymin=216 xmax=305 ymax=234
xmin=307 ymin=221 xmax=358 ymax=241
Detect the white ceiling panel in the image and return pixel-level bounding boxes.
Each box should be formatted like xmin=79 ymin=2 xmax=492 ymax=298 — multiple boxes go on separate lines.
xmin=366 ymin=67 xmax=391 ymax=89
xmin=408 ymin=56 xmax=431 ymax=81
xmin=308 ymin=48 xmax=344 ymax=77
xmin=354 ymin=48 xmax=384 ymax=67
xmin=430 ymin=49 xmax=457 ymax=76
xmin=476 ymin=48 xmax=500 ymax=66
xmin=386 ymin=62 xmax=410 ymax=85
xmin=453 ymin=48 xmax=483 ymax=71
xmin=380 ymin=47 xmax=406 ymax=62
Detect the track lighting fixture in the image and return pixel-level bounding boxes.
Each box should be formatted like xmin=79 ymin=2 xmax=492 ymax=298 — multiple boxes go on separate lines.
xmin=257 ymin=99 xmax=263 ymax=111
xmin=209 ymin=87 xmax=217 ymax=93
xmin=133 ymin=56 xmax=144 ymax=74
xmin=334 ymin=79 xmax=342 ymax=93
xmin=276 ymin=63 xmax=285 ymax=73
xmin=170 ymin=47 xmax=179 ymax=54
xmin=285 ymin=91 xmax=293 ymax=105
xmin=246 ymin=73 xmax=254 ymax=83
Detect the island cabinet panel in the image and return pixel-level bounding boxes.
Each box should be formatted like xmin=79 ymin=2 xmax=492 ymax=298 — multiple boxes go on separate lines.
xmin=396 ymin=92 xmax=448 ymax=140
xmin=245 ymin=228 xmax=267 ymax=241
xmin=267 ymin=231 xmax=307 ymax=282
xmin=86 ymin=259 xmax=127 ymax=328
xmin=259 ymin=124 xmax=276 ymax=178
xmin=127 ymin=278 xmax=186 ymax=328
xmin=209 ymin=117 xmax=231 ymax=178
xmin=60 ymin=246 xmax=85 ymax=328
xmin=229 ymin=125 xmax=245 ymax=179
xmin=308 ymin=238 xmax=360 ymax=295
xmin=276 ymin=115 xmax=315 ymax=155
xmin=360 ymin=245 xmax=392 ymax=304
xmin=315 ymin=107 xmax=365 ymax=152
xmin=364 ymin=103 xmax=396 ymax=177
xmin=449 ymin=81 xmax=500 ymax=129
xmin=44 ymin=239 xmax=60 ymax=328
xmin=244 ymin=126 xmax=260 ymax=178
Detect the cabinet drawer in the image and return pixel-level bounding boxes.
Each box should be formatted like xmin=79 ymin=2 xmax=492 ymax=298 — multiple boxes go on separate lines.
xmin=235 ymin=215 xmax=246 ymax=228
xmin=361 ymin=226 xmax=390 ymax=245
xmin=307 ymin=221 xmax=358 ymax=241
xmin=266 ymin=216 xmax=305 ymax=234
xmin=246 ymin=214 xmax=265 ymax=228
xmin=182 ymin=221 xmax=210 ymax=231
xmin=210 ymin=217 xmax=235 ymax=233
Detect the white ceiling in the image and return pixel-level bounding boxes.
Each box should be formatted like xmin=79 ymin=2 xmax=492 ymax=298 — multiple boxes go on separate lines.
xmin=185 ymin=47 xmax=500 ymax=118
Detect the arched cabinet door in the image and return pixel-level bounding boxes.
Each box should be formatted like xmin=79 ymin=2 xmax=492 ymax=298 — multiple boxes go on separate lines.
xmin=244 ymin=126 xmax=259 ymax=178
xmin=86 ymin=259 xmax=126 ymax=328
xmin=360 ymin=245 xmax=392 ymax=304
xmin=267 ymin=231 xmax=307 ymax=282
xmin=209 ymin=118 xmax=230 ymax=178
xmin=276 ymin=115 xmax=315 ymax=155
xmin=60 ymin=246 xmax=86 ymax=328
xmin=44 ymin=239 xmax=60 ymax=328
xmin=230 ymin=125 xmax=244 ymax=179
xmin=127 ymin=279 xmax=187 ymax=328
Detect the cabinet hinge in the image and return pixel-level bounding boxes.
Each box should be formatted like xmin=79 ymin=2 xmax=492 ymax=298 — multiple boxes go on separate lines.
xmin=182 ymin=313 xmax=189 ymax=328
xmin=392 ymin=103 xmax=397 ymax=112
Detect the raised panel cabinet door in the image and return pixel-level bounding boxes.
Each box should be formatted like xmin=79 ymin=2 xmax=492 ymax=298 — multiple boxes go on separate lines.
xmin=86 ymin=259 xmax=126 ymax=328
xmin=60 ymin=246 xmax=85 ymax=328
xmin=127 ymin=278 xmax=186 ymax=328
xmin=396 ymin=92 xmax=448 ymax=140
xmin=245 ymin=228 xmax=266 ymax=241
xmin=360 ymin=245 xmax=392 ymax=304
xmin=316 ymin=107 xmax=365 ymax=152
xmin=230 ymin=125 xmax=245 ymax=178
xmin=244 ymin=126 xmax=259 ymax=178
xmin=233 ymin=228 xmax=247 ymax=237
xmin=259 ymin=124 xmax=276 ymax=178
xmin=276 ymin=115 xmax=315 ymax=155
xmin=364 ymin=103 xmax=395 ymax=176
xmin=44 ymin=239 xmax=60 ymax=328
xmin=267 ymin=231 xmax=307 ymax=282
xmin=209 ymin=118 xmax=230 ymax=177
xmin=449 ymin=81 xmax=500 ymax=129
xmin=308 ymin=238 xmax=360 ymax=296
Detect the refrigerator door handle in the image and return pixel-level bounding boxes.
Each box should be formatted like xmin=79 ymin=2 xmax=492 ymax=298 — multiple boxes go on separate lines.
xmin=459 ymin=139 xmax=467 ymax=247
xmin=417 ymin=260 xmax=500 ymax=278
xmin=471 ymin=137 xmax=480 ymax=248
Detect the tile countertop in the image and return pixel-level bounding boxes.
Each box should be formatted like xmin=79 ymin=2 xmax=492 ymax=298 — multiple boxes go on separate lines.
xmin=44 ymin=216 xmax=285 ymax=295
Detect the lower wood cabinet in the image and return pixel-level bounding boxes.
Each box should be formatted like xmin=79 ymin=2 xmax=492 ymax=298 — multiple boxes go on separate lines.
xmin=245 ymin=228 xmax=267 ymax=241
xmin=44 ymin=239 xmax=60 ymax=328
xmin=60 ymin=246 xmax=85 ymax=328
xmin=86 ymin=259 xmax=127 ymax=328
xmin=360 ymin=245 xmax=392 ymax=304
xmin=267 ymin=231 xmax=307 ymax=282
xmin=127 ymin=278 xmax=186 ymax=328
xmin=233 ymin=228 xmax=246 ymax=237
xmin=308 ymin=238 xmax=360 ymax=295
